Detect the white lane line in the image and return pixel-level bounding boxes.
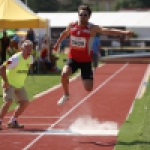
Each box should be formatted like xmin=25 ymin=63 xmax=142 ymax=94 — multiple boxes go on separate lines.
xmin=135 ymin=64 xmax=150 ymax=99
xmin=5 ymin=116 xmax=60 ymax=119
xmin=126 ymin=64 xmax=150 ymax=119
xmin=0 ymin=129 xmax=118 ymax=136
xmin=23 ymin=64 xmax=128 ymax=150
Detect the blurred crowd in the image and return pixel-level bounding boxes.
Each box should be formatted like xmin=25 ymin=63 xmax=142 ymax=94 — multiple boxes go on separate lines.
xmin=0 ymin=28 xmax=61 ymax=73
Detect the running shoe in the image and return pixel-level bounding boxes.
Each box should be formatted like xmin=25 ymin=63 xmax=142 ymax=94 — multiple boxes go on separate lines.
xmin=57 ymin=95 xmax=69 ymax=105
xmin=7 ymin=121 xmax=24 ymax=129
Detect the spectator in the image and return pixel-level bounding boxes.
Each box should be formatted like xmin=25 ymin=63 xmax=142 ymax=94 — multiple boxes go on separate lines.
xmin=92 ymin=34 xmax=101 ymax=73
xmin=49 ymin=44 xmax=60 ymax=72
xmin=0 ymin=31 xmax=10 ymax=64
xmin=30 ymin=42 xmax=38 ymax=74
xmin=59 ymin=39 xmax=67 ymax=54
xmin=39 ymin=44 xmax=60 ymax=72
xmin=41 ymin=39 xmax=48 ymax=52
xmin=26 ymin=28 xmax=35 ymax=44
xmin=12 ymin=34 xmax=19 ymax=44
xmin=6 ymin=40 xmax=18 ymax=59
xmin=119 ymin=34 xmax=125 ymax=50
xmin=39 ymin=41 xmax=51 ymax=72
xmin=31 ymin=42 xmax=37 ymax=59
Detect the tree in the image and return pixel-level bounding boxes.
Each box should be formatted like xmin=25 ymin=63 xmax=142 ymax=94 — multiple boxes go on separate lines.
xmin=114 ymin=0 xmax=150 ymax=10
xmin=59 ymin=0 xmax=82 ymax=11
xmin=20 ymin=0 xmax=38 ymax=12
xmin=35 ymin=0 xmax=59 ymax=12
xmin=21 ymin=0 xmax=59 ymax=12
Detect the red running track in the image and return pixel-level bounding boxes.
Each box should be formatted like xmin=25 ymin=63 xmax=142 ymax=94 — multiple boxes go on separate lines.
xmin=0 ymin=64 xmax=148 ymax=150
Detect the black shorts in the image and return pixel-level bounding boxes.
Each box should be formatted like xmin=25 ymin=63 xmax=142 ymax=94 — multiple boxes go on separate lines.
xmin=66 ymin=58 xmax=93 ymax=80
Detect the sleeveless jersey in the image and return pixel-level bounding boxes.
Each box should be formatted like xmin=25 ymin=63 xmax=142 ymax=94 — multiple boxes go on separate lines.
xmin=68 ymin=22 xmax=94 ymax=62
xmin=6 ymin=52 xmax=32 ymax=88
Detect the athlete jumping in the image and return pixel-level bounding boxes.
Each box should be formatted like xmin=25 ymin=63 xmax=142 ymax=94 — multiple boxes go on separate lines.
xmin=53 ymin=5 xmax=133 ymax=105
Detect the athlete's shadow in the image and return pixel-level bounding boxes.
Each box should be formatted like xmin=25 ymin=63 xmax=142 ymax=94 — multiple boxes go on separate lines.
xmin=21 ymin=129 xmax=46 ymax=133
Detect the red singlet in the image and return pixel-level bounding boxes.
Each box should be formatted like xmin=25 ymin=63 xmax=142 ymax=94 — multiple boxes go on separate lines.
xmin=68 ymin=22 xmax=93 ymax=62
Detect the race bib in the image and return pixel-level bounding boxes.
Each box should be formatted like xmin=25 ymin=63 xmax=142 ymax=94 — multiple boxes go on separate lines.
xmin=71 ymin=36 xmax=86 ymax=48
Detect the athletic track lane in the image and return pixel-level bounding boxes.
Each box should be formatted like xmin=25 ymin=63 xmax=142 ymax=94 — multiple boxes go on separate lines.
xmin=0 ymin=64 xmax=148 ymax=150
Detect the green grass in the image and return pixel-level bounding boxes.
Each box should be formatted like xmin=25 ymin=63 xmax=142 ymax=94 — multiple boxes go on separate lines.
xmin=115 ymin=79 xmax=150 ymax=150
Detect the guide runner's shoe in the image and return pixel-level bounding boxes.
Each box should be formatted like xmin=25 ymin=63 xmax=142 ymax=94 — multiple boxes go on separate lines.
xmin=7 ymin=121 xmax=24 ymax=129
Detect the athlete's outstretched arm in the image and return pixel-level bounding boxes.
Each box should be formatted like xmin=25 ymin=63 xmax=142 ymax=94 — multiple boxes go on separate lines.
xmin=53 ymin=23 xmax=72 ymax=51
xmin=91 ymin=25 xmax=133 ymax=38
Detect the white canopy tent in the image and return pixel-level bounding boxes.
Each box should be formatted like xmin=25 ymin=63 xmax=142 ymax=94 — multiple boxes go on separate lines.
xmin=37 ymin=11 xmax=150 ymax=27
xmin=37 ymin=13 xmax=78 ymax=27
xmin=37 ymin=11 xmax=150 ymax=38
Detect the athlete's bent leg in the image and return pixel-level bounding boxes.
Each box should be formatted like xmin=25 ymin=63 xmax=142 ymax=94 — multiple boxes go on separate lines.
xmin=6 ymin=100 xmax=29 ymax=129
xmin=61 ymin=65 xmax=72 ymax=95
xmin=0 ymin=100 xmax=12 ymax=129
xmin=57 ymin=65 xmax=72 ymax=105
xmin=13 ymin=100 xmax=29 ymax=118
xmin=82 ymin=79 xmax=93 ymax=91
xmin=80 ymin=62 xmax=93 ymax=91
xmin=0 ymin=100 xmax=12 ymax=119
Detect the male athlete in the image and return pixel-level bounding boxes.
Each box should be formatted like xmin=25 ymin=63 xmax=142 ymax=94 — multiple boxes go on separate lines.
xmin=0 ymin=40 xmax=33 ymax=129
xmin=54 ymin=5 xmax=133 ymax=105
